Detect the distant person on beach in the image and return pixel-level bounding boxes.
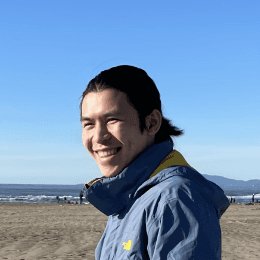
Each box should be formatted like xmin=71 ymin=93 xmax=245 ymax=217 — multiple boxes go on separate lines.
xmin=56 ymin=196 xmax=60 ymax=203
xmin=252 ymin=193 xmax=255 ymax=203
xmin=80 ymin=65 xmax=230 ymax=259
xmin=79 ymin=190 xmax=83 ymax=204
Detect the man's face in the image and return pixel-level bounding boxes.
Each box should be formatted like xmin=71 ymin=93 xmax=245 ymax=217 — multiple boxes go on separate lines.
xmin=81 ymin=89 xmax=153 ymax=178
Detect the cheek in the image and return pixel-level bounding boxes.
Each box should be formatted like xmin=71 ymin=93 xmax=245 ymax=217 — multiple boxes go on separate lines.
xmin=82 ymin=130 xmax=85 ymax=140
xmin=125 ymin=128 xmax=143 ymax=143
xmin=82 ymin=130 xmax=86 ymax=141
xmin=109 ymin=123 xmax=125 ymax=140
xmin=118 ymin=123 xmax=138 ymax=138
xmin=82 ymin=131 xmax=90 ymax=148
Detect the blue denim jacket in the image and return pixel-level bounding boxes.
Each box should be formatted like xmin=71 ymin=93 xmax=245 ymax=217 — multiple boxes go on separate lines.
xmin=84 ymin=141 xmax=230 ymax=260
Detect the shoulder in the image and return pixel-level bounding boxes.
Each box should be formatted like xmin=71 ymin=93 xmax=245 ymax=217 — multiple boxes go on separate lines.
xmin=150 ymin=165 xmax=216 ymax=200
xmin=142 ymin=166 xmax=217 ymax=224
xmin=146 ymin=166 xmax=203 ymax=202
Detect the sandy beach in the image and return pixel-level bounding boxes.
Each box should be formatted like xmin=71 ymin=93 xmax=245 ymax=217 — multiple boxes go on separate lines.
xmin=0 ymin=203 xmax=260 ymax=260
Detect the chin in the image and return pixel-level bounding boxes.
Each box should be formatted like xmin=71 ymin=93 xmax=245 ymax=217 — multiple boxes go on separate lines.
xmin=107 ymin=172 xmax=120 ymax=178
xmin=101 ymin=169 xmax=121 ymax=178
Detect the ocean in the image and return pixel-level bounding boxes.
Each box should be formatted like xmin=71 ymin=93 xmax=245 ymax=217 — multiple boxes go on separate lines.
xmin=0 ymin=183 xmax=260 ymax=204
xmin=0 ymin=184 xmax=88 ymax=204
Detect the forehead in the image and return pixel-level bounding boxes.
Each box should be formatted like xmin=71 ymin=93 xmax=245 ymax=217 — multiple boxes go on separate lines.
xmin=81 ymin=89 xmax=136 ymax=118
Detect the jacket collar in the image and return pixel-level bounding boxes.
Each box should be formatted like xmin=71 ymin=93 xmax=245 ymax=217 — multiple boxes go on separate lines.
xmin=84 ymin=140 xmax=194 ymax=216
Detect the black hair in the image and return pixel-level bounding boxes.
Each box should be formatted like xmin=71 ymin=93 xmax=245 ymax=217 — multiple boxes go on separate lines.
xmin=80 ymin=65 xmax=184 ymax=145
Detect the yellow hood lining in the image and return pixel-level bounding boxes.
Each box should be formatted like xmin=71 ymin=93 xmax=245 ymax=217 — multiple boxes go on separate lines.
xmin=148 ymin=150 xmax=196 ymax=179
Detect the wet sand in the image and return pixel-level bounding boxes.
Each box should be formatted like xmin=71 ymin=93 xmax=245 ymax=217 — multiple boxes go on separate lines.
xmin=0 ymin=203 xmax=260 ymax=260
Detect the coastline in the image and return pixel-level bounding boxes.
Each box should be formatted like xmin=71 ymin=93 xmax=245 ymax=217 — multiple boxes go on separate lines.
xmin=1 ymin=203 xmax=260 ymax=259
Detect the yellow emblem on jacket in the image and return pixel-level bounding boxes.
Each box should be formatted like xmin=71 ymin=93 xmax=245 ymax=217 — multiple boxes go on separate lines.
xmin=122 ymin=240 xmax=132 ymax=250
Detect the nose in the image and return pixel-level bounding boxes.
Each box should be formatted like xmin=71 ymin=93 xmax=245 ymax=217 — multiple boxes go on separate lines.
xmin=93 ymin=123 xmax=111 ymax=144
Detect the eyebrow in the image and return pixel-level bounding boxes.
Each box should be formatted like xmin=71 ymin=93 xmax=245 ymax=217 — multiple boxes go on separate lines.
xmin=80 ymin=110 xmax=122 ymax=122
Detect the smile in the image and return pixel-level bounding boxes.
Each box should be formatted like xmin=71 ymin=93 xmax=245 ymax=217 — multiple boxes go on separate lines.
xmin=96 ymin=147 xmax=121 ymax=158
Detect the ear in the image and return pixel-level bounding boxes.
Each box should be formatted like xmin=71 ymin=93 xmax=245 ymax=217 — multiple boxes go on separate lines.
xmin=145 ymin=109 xmax=162 ymax=136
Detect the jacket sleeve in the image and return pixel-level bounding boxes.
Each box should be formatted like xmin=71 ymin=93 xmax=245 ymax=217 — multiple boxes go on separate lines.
xmin=146 ymin=195 xmax=221 ymax=260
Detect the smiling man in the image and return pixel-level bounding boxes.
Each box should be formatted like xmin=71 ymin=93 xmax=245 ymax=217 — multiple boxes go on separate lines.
xmin=81 ymin=88 xmax=157 ymax=178
xmin=80 ymin=65 xmax=230 ymax=260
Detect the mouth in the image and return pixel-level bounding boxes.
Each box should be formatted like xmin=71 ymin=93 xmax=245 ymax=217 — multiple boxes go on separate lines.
xmin=95 ymin=147 xmax=121 ymax=158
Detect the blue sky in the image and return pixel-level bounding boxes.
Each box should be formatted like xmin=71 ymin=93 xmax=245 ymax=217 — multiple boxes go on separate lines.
xmin=1 ymin=0 xmax=259 ymax=184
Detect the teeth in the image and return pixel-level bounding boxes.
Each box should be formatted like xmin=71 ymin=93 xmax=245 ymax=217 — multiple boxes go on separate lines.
xmin=98 ymin=148 xmax=118 ymax=158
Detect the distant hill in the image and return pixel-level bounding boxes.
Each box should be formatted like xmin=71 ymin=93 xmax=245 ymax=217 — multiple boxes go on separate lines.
xmin=202 ymin=174 xmax=260 ymax=195
xmin=77 ymin=175 xmax=260 ymax=196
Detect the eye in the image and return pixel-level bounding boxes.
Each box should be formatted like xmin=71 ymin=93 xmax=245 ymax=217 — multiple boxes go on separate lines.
xmin=107 ymin=118 xmax=119 ymax=123
xmin=83 ymin=122 xmax=93 ymax=128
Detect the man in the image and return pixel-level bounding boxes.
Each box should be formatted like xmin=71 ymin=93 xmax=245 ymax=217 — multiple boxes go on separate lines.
xmin=79 ymin=189 xmax=84 ymax=204
xmin=80 ymin=65 xmax=230 ymax=259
